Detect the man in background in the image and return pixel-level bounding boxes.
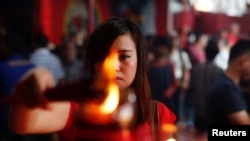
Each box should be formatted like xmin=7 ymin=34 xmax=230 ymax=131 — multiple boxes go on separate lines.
xmin=29 ymin=32 xmax=64 ymax=86
xmin=207 ymin=39 xmax=250 ymax=125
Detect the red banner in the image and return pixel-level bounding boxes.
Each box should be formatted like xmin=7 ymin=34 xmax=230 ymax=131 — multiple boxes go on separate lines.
xmin=34 ymin=0 xmax=111 ymax=46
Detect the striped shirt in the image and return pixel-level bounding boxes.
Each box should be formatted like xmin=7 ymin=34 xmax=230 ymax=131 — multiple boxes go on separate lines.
xmin=30 ymin=47 xmax=65 ymax=86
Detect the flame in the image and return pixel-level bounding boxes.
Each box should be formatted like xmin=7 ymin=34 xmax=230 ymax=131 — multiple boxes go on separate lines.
xmin=99 ymin=82 xmax=119 ymax=114
xmin=99 ymin=50 xmax=119 ymax=114
xmin=166 ymin=138 xmax=176 ymax=141
xmin=162 ymin=124 xmax=177 ymax=141
xmin=161 ymin=123 xmax=177 ymax=133
xmin=79 ymin=50 xmax=120 ymax=124
xmin=101 ymin=50 xmax=117 ymax=81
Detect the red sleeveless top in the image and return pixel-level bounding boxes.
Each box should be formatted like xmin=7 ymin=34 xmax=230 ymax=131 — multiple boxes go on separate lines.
xmin=58 ymin=101 xmax=176 ymax=141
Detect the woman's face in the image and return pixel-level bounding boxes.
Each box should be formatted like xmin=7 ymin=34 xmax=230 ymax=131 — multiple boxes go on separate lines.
xmin=95 ymin=33 xmax=138 ymax=90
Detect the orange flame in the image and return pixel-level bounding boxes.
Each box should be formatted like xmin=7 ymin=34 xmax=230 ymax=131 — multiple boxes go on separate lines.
xmin=161 ymin=124 xmax=177 ymax=141
xmin=161 ymin=123 xmax=177 ymax=133
xmin=99 ymin=50 xmax=119 ymax=114
xmin=101 ymin=50 xmax=117 ymax=82
xmin=79 ymin=50 xmax=120 ymax=124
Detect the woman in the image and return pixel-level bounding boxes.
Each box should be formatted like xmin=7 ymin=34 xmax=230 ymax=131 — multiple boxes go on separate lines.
xmin=9 ymin=18 xmax=176 ymax=141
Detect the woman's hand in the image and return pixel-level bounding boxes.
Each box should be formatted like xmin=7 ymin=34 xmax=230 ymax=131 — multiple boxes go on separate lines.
xmin=12 ymin=67 xmax=54 ymax=108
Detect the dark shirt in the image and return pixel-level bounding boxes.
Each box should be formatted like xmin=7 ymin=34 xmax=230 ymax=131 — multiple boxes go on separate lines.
xmin=206 ymin=72 xmax=246 ymax=124
xmin=0 ymin=54 xmax=34 ymax=96
xmin=147 ymin=63 xmax=174 ymax=103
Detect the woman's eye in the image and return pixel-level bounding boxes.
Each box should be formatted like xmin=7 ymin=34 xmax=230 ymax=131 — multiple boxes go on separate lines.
xmin=120 ymin=55 xmax=131 ymax=60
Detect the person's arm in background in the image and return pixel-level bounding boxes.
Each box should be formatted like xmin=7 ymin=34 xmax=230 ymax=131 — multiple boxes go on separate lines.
xmin=180 ymin=68 xmax=191 ymax=101
xmin=228 ymin=111 xmax=250 ymax=124
xmin=180 ymin=51 xmax=192 ymax=98
xmin=9 ymin=67 xmax=70 ymax=134
xmin=164 ymin=62 xmax=178 ymax=98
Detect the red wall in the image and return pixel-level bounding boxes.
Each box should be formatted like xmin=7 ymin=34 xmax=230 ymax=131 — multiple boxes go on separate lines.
xmin=174 ymin=11 xmax=250 ymax=36
xmin=33 ymin=0 xmax=111 ymax=46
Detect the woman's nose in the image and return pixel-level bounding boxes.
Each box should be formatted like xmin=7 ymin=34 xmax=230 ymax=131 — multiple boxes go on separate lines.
xmin=114 ymin=58 xmax=121 ymax=71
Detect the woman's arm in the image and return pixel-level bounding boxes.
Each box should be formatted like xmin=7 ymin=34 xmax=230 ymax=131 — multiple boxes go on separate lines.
xmin=9 ymin=67 xmax=71 ymax=134
xmin=228 ymin=110 xmax=250 ymax=124
xmin=9 ymin=101 xmax=70 ymax=134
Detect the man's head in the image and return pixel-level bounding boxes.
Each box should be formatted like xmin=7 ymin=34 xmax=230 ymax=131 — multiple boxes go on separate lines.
xmin=152 ymin=35 xmax=172 ymax=58
xmin=228 ymin=39 xmax=250 ymax=80
xmin=35 ymin=32 xmax=48 ymax=48
xmin=205 ymin=38 xmax=219 ymax=62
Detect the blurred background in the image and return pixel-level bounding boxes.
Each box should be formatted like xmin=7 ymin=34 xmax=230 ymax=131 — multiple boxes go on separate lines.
xmin=1 ymin=0 xmax=250 ymax=50
xmin=1 ymin=0 xmax=250 ymax=141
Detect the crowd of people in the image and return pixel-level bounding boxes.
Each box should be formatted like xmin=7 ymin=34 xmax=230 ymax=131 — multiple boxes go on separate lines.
xmin=1 ymin=16 xmax=250 ymax=141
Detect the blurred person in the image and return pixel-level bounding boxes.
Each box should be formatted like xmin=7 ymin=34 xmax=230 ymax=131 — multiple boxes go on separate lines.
xmin=144 ymin=34 xmax=155 ymax=64
xmin=217 ymin=29 xmax=229 ymax=49
xmin=57 ymin=37 xmax=84 ymax=83
xmin=0 ymin=32 xmax=54 ymax=141
xmin=186 ymin=32 xmax=209 ymax=66
xmin=214 ymin=29 xmax=231 ymax=70
xmin=147 ymin=35 xmax=178 ymax=120
xmin=9 ymin=17 xmax=176 ymax=141
xmin=168 ymin=33 xmax=192 ymax=124
xmin=0 ymin=32 xmax=33 ymax=141
xmin=227 ymin=22 xmax=240 ymax=47
xmin=29 ymin=32 xmax=64 ymax=86
xmin=184 ymin=31 xmax=209 ymax=129
xmin=207 ymin=39 xmax=250 ymax=125
xmin=188 ymin=38 xmax=222 ymax=132
xmin=180 ymin=25 xmax=193 ymax=50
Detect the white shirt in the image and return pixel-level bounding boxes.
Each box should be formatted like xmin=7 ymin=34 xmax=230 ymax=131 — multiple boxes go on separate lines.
xmin=214 ymin=46 xmax=230 ymax=70
xmin=170 ymin=49 xmax=192 ymax=80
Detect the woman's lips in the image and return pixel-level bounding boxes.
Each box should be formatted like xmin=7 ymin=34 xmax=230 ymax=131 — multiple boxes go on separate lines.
xmin=116 ymin=77 xmax=122 ymax=80
xmin=115 ymin=77 xmax=123 ymax=82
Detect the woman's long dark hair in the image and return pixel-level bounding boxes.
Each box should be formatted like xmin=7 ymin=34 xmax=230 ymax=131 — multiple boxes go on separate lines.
xmin=84 ymin=17 xmax=151 ymax=127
